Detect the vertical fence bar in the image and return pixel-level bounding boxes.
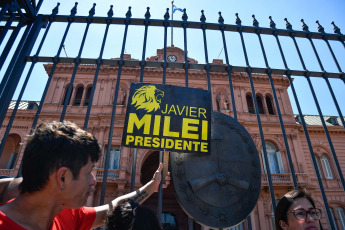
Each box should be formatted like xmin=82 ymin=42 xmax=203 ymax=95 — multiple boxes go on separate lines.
xmin=157 ymin=8 xmax=170 ymax=225
xmin=162 ymin=8 xmax=169 ymax=85
xmin=31 ymin=3 xmax=78 ymax=132
xmin=218 ymin=12 xmax=237 ymax=120
xmin=0 ymin=3 xmax=9 ymax=21
xmin=0 ymin=4 xmax=59 ymax=159
xmin=179 ymin=10 xmax=196 ymax=229
xmin=323 ymin=76 xmax=345 ymax=128
xmin=281 ymin=18 xmax=336 ymax=230
xmin=236 ymin=13 xmax=276 ymax=211
xmin=171 ymin=1 xmax=174 ymax=46
xmin=182 ymin=9 xmax=194 ymax=229
xmin=258 ymin=16 xmax=299 ymax=189
xmin=300 ymin=20 xmax=345 ymax=192
xmin=219 ymin=13 xmax=252 ymax=228
xmin=131 ymin=7 xmax=151 ymax=193
xmin=157 ymin=149 xmax=163 ymax=225
xmin=84 ymin=5 xmax=113 ymax=130
xmin=182 ymin=9 xmax=189 ymax=88
xmin=200 ymin=11 xmax=212 ymax=103
xmin=0 ymin=16 xmax=42 ymax=129
xmin=316 ymin=22 xmax=345 ymax=129
xmin=0 ymin=13 xmax=16 ymax=47
xmin=36 ymin=0 xmax=44 ymax=13
xmin=60 ymin=3 xmax=96 ymax=122
xmin=138 ymin=7 xmax=150 ymax=83
xmin=130 ymin=148 xmax=138 ymax=192
xmin=331 ymin=22 xmax=345 ymax=49
xmin=0 ymin=20 xmax=30 ymax=100
xmin=322 ymin=27 xmax=343 ymax=73
xmin=177 ymin=8 xmax=189 ymax=87
xmin=0 ymin=19 xmax=25 ymax=71
xmin=100 ymin=6 xmax=132 ymax=206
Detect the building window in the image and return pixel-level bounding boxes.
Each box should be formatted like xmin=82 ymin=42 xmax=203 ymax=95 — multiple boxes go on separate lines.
xmin=315 ymin=156 xmax=323 ymax=179
xmin=27 ymin=101 xmax=38 ymax=110
xmin=337 ymin=207 xmax=345 ymax=230
xmin=162 ymin=213 xmax=177 ymax=230
xmin=327 ymin=116 xmax=340 ymax=126
xmin=262 ymin=142 xmax=284 ymax=174
xmin=73 ymin=86 xmax=84 ymax=106
xmin=6 ymin=152 xmax=17 ymax=169
xmin=84 ymin=87 xmax=92 ymax=106
xmin=104 ymin=147 xmax=120 ymax=170
xmin=321 ymin=155 xmax=333 ymax=179
xmin=266 ymin=95 xmax=275 ymax=115
xmin=246 ymin=94 xmax=255 ymax=114
xmin=62 ymin=84 xmax=72 ymax=105
xmin=256 ymin=95 xmax=265 ymax=114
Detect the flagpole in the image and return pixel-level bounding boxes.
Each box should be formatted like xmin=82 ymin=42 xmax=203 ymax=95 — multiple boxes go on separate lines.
xmin=171 ymin=0 xmax=174 ymax=47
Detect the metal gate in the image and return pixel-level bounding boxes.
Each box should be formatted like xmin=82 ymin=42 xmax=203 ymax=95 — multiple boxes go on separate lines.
xmin=0 ymin=1 xmax=344 ymax=229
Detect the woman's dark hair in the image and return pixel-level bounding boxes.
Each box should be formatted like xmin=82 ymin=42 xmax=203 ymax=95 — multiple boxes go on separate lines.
xmin=275 ymin=190 xmax=323 ymax=230
xmin=106 ymin=201 xmax=163 ymax=230
xmin=21 ymin=121 xmax=101 ymax=193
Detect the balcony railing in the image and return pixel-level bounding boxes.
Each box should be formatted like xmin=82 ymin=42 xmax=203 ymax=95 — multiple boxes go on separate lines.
xmin=94 ymin=168 xmax=126 ymax=182
xmin=0 ymin=169 xmax=16 ymax=177
xmin=262 ymin=173 xmax=307 ymax=185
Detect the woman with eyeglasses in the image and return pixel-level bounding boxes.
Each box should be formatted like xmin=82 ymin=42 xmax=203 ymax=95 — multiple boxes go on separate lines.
xmin=275 ymin=190 xmax=323 ymax=230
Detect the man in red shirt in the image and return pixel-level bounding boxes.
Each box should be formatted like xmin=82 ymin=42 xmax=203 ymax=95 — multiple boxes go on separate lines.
xmin=0 ymin=121 xmax=169 ymax=229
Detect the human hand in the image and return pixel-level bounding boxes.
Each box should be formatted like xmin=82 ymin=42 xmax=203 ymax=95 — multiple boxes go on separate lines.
xmin=152 ymin=163 xmax=170 ymax=192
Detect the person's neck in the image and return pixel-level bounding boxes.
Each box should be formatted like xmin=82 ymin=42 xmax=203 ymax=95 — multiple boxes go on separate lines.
xmin=1 ymin=191 xmax=64 ymax=230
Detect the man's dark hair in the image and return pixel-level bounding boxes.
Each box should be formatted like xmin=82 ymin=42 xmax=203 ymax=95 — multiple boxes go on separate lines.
xmin=275 ymin=189 xmax=323 ymax=230
xmin=21 ymin=121 xmax=101 ymax=193
xmin=106 ymin=201 xmax=163 ymax=230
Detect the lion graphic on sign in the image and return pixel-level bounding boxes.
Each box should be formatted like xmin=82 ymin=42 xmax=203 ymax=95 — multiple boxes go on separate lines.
xmin=131 ymin=85 xmax=164 ymax=112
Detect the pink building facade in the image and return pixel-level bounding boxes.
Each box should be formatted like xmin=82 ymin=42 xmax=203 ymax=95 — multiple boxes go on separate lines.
xmin=1 ymin=46 xmax=345 ymax=230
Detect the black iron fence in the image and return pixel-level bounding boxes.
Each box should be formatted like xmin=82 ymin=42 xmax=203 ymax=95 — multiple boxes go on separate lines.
xmin=0 ymin=1 xmax=344 ymax=229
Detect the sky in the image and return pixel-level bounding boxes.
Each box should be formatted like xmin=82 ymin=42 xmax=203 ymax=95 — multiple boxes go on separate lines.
xmin=1 ymin=0 xmax=345 ymax=116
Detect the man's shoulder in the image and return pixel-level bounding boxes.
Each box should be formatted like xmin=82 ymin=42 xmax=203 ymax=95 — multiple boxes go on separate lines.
xmin=0 ymin=208 xmax=25 ymax=230
xmin=0 ymin=199 xmax=14 ymax=213
xmin=54 ymin=207 xmax=96 ymax=230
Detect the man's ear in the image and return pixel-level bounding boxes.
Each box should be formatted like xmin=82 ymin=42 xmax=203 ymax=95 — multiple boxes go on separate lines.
xmin=279 ymin=220 xmax=288 ymax=230
xmin=56 ymin=167 xmax=69 ymax=190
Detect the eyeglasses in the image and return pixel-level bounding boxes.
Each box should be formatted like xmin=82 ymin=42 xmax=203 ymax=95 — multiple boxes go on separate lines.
xmin=287 ymin=208 xmax=322 ymax=221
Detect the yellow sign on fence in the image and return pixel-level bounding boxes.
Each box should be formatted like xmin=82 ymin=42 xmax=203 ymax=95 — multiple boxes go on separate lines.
xmin=122 ymin=83 xmax=211 ymax=154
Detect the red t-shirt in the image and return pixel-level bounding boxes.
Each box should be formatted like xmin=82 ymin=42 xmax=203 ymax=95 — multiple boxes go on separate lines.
xmin=0 ymin=206 xmax=96 ymax=230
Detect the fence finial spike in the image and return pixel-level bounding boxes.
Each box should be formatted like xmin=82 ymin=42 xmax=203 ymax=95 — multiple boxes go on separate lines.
xmin=145 ymin=7 xmax=151 ymax=20
xmin=316 ymin=20 xmax=325 ymax=33
xmin=164 ymin=8 xmax=170 ymax=20
xmin=52 ymin=2 xmax=60 ymax=16
xmin=88 ymin=3 xmax=96 ymax=17
xmin=107 ymin=5 xmax=113 ymax=18
xmin=284 ymin=18 xmax=292 ymax=30
xmin=301 ymin=19 xmax=309 ymax=32
xmin=331 ymin=21 xmax=341 ymax=34
xmin=235 ymin=13 xmax=241 ymax=26
xmin=218 ymin=12 xmax=224 ymax=24
xmin=182 ymin=9 xmax=188 ymax=21
xmin=269 ymin=16 xmax=276 ymax=29
xmin=200 ymin=10 xmax=206 ymax=23
xmin=126 ymin=6 xmax=132 ymax=19
xmin=70 ymin=2 xmax=78 ymax=16
xmin=252 ymin=14 xmax=259 ymax=27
